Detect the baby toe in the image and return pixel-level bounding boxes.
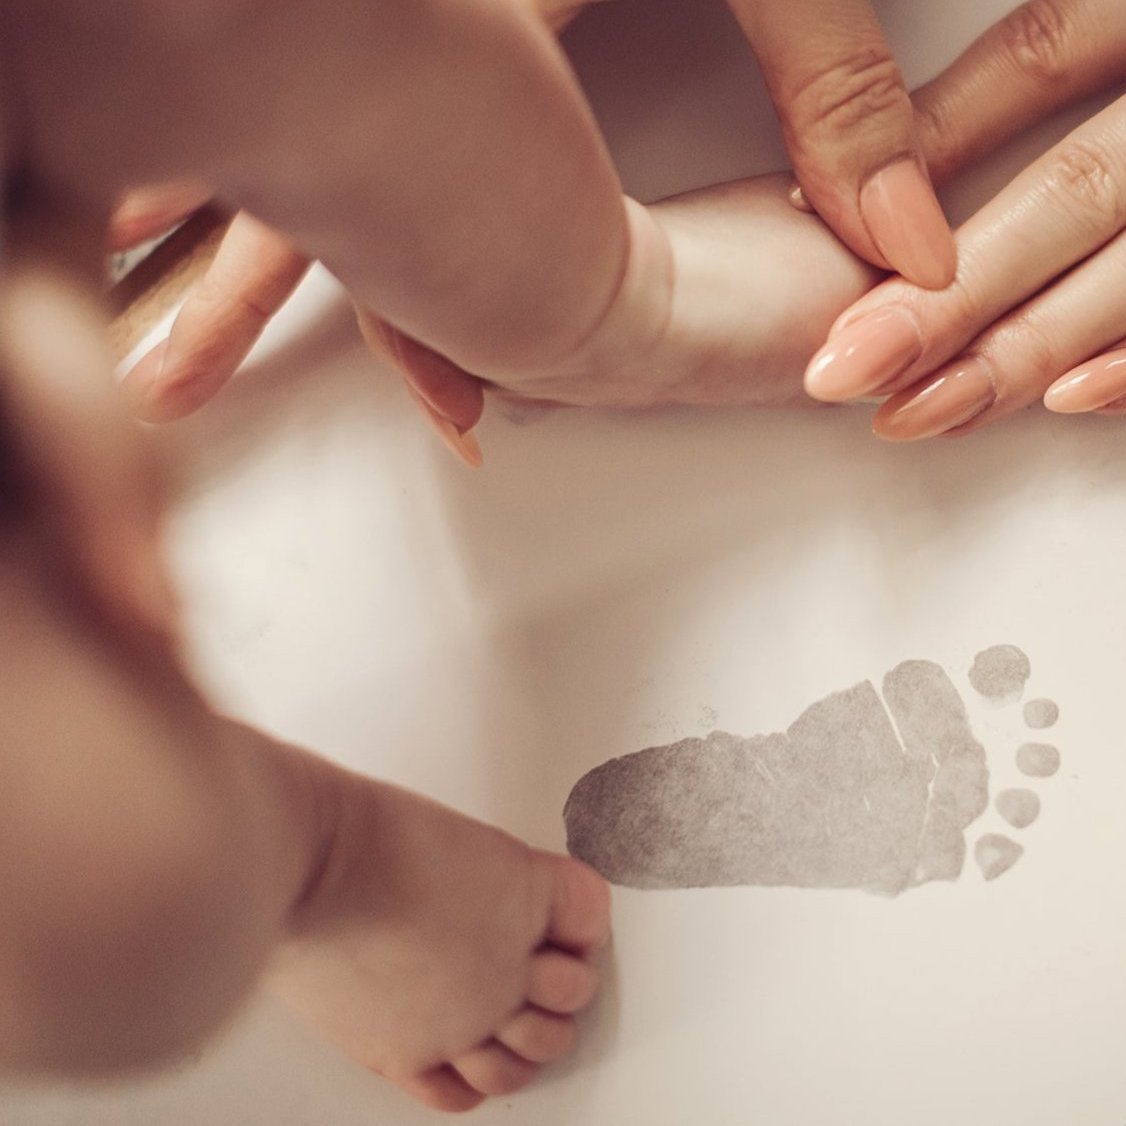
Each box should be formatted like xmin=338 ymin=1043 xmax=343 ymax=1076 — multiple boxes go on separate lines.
xmin=497 ymin=1007 xmax=577 ymax=1064
xmin=526 ymin=949 xmax=599 ymax=1014
xmin=539 ymin=851 xmax=612 ymax=954
xmin=394 ymin=1064 xmax=484 ymax=1114
xmin=451 ymin=1041 xmax=539 ymax=1097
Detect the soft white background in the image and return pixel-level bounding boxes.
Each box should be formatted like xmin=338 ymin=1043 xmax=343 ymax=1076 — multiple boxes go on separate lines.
xmin=6 ymin=0 xmax=1126 ymax=1122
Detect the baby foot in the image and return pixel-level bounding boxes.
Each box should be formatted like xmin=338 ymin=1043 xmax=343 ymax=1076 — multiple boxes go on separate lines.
xmin=269 ymin=763 xmax=611 ymax=1112
xmin=512 ymin=173 xmax=880 ymax=410
xmin=564 ymin=645 xmax=1059 ymax=896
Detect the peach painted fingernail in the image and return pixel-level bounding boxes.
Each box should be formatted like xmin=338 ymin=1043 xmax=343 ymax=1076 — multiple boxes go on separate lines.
xmin=873 ymin=359 xmax=995 ymax=441
xmin=859 ymin=159 xmax=956 ymax=290
xmin=1044 ymin=351 xmax=1126 ymax=413
xmin=804 ymin=308 xmax=922 ymax=402
xmin=406 ymin=386 xmax=484 ymax=468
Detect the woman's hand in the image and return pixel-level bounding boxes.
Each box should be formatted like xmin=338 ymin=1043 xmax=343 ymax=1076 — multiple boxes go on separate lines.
xmin=115 ymin=172 xmax=885 ymax=456
xmin=725 ymin=0 xmax=954 ymax=288
xmin=109 ymin=0 xmax=958 ymax=442
xmin=804 ymin=0 xmax=1126 ymax=439
xmin=113 ymin=202 xmax=314 ymax=421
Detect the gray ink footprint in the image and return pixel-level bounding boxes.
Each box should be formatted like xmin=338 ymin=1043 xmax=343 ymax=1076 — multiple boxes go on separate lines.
xmin=564 ymin=645 xmax=1058 ymax=896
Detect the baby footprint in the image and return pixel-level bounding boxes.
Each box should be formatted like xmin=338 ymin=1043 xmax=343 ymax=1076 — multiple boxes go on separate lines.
xmin=563 ymin=645 xmax=1058 ymax=897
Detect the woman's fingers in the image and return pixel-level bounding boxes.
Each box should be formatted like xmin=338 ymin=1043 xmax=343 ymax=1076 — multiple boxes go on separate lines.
xmin=109 ymin=181 xmax=213 ymax=251
xmin=914 ymin=0 xmax=1126 ymax=187
xmin=804 ymin=91 xmax=1126 ymax=414
xmin=1044 ymin=341 xmax=1126 ymax=413
xmin=115 ymin=205 xmax=488 ymax=457
xmin=108 ymin=206 xmax=231 ymax=364
xmin=121 ymin=212 xmax=310 ymax=422
xmin=873 ymin=231 xmax=1126 ymax=439
xmin=729 ymin=0 xmax=954 ymax=287
xmin=818 ymin=0 xmax=1126 ymax=439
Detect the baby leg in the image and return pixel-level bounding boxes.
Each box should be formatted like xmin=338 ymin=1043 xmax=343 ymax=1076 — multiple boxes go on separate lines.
xmin=518 ymin=173 xmax=881 ymax=408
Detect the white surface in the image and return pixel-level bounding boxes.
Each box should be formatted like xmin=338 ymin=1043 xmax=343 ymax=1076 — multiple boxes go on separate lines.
xmin=7 ymin=0 xmax=1126 ymax=1123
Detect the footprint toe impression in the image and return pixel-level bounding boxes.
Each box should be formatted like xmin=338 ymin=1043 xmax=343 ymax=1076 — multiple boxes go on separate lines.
xmin=975 ymin=834 xmax=1024 ymax=881
xmin=968 ymin=644 xmax=1031 ymax=704
xmin=1023 ymin=698 xmax=1059 ymax=729
xmin=995 ymin=788 xmax=1041 ymax=830
xmin=1016 ymin=742 xmax=1061 ymax=778
xmin=565 ymin=645 xmax=1059 ymax=897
